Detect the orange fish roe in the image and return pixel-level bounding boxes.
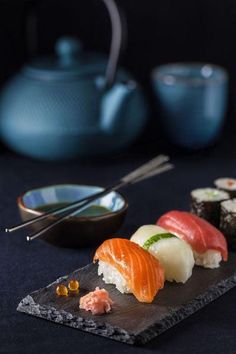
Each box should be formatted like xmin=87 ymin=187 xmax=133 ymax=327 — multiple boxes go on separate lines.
xmin=56 ymin=284 xmax=68 ymax=297
xmin=68 ymin=279 xmax=79 ymax=292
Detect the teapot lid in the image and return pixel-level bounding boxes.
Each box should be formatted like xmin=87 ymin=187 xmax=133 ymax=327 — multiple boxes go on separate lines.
xmin=23 ymin=37 xmax=109 ymax=81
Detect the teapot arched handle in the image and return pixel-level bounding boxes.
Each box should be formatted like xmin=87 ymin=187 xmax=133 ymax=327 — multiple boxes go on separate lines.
xmin=24 ymin=0 xmax=126 ymax=88
xmin=102 ymin=0 xmax=126 ymax=88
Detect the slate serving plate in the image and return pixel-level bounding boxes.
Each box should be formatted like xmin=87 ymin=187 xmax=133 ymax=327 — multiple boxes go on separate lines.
xmin=17 ymin=253 xmax=236 ymax=345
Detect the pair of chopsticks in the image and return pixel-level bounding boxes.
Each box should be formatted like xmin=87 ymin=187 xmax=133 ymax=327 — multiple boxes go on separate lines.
xmin=4 ymin=155 xmax=174 ymax=242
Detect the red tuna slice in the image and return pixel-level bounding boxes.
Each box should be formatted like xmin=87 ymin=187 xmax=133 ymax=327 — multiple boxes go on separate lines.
xmin=157 ymin=211 xmax=228 ymax=261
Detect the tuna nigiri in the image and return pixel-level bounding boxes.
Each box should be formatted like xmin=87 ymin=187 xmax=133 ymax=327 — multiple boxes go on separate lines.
xmin=94 ymin=238 xmax=164 ymax=303
xmin=157 ymin=210 xmax=228 ymax=269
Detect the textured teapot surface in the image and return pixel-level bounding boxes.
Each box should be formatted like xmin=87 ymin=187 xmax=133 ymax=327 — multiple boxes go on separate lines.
xmin=0 ymin=37 xmax=148 ymax=160
xmin=0 ymin=0 xmax=149 ymax=159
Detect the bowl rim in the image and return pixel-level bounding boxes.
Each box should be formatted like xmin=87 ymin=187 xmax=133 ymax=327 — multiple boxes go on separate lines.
xmin=17 ymin=183 xmax=129 ymax=221
xmin=151 ymin=62 xmax=228 ymax=85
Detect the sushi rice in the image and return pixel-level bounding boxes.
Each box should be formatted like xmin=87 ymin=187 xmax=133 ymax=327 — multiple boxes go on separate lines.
xmin=193 ymin=250 xmax=222 ymax=269
xmin=98 ymin=260 xmax=131 ymax=294
xmin=214 ymin=178 xmax=236 ymax=198
xmin=131 ymin=225 xmax=194 ymax=283
xmin=221 ymin=198 xmax=236 ymax=213
xmin=191 ymin=188 xmax=229 ymax=202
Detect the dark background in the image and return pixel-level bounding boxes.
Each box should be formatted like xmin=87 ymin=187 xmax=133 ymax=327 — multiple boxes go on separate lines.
xmin=1 ymin=2 xmax=236 ymax=354
xmin=0 ymin=0 xmax=236 ymax=148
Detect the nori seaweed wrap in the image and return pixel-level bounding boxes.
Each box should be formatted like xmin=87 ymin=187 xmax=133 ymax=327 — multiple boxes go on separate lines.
xmin=191 ymin=188 xmax=229 ymax=227
xmin=220 ymin=199 xmax=236 ymax=250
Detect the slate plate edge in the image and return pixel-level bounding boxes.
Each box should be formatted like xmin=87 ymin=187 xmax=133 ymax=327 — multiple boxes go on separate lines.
xmin=17 ymin=268 xmax=236 ymax=346
xmin=135 ymin=271 xmax=236 ymax=345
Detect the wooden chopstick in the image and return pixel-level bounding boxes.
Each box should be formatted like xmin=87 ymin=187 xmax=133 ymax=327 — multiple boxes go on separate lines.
xmin=26 ymin=161 xmax=174 ymax=242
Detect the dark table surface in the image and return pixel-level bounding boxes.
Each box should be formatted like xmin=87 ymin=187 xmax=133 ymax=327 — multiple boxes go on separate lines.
xmin=1 ymin=133 xmax=236 ymax=354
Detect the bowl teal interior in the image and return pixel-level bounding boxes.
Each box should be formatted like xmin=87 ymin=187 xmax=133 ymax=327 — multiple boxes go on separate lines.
xmin=22 ymin=184 xmax=126 ymax=216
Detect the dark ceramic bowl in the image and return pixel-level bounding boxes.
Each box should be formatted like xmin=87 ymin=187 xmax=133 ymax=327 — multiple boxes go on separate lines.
xmin=18 ymin=184 xmax=128 ymax=248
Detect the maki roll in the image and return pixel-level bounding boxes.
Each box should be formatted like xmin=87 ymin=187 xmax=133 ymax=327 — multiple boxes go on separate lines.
xmin=94 ymin=238 xmax=164 ymax=303
xmin=220 ymin=199 xmax=236 ymax=250
xmin=191 ymin=188 xmax=229 ymax=227
xmin=130 ymin=225 xmax=194 ymax=283
xmin=157 ymin=210 xmax=228 ymax=269
xmin=214 ymin=177 xmax=236 ymax=198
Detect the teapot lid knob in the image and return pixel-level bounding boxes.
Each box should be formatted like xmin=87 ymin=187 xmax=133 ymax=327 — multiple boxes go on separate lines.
xmin=55 ymin=37 xmax=82 ymax=65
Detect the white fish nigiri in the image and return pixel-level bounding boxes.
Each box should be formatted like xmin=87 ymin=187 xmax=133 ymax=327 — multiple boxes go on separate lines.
xmin=130 ymin=225 xmax=194 ymax=283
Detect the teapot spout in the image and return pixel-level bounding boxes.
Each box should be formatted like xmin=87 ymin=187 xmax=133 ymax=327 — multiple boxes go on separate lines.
xmin=99 ymin=80 xmax=137 ymax=134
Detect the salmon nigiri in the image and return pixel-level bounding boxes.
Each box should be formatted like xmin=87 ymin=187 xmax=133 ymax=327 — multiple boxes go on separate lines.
xmin=94 ymin=238 xmax=164 ymax=303
xmin=157 ymin=211 xmax=228 ymax=269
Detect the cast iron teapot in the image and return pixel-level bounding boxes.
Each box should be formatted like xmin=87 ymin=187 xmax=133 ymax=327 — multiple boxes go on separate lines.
xmin=0 ymin=0 xmax=148 ymax=159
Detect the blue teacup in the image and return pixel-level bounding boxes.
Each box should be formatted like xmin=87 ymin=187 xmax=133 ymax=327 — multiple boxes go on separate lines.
xmin=152 ymin=63 xmax=228 ymax=149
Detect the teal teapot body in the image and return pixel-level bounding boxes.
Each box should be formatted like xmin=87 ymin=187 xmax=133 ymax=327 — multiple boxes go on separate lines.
xmin=0 ymin=1 xmax=148 ymax=160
